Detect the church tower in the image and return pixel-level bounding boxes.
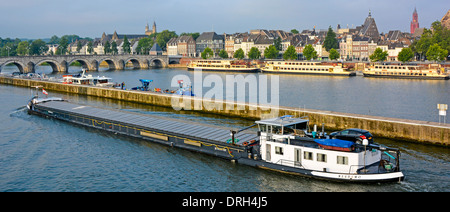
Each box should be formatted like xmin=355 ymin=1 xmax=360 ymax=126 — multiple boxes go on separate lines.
xmin=411 ymin=7 xmax=419 ymax=34
xmin=152 ymin=21 xmax=157 ymax=34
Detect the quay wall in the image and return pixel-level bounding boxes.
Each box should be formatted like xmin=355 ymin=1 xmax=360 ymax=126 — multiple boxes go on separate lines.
xmin=1 ymin=76 xmax=448 ymax=146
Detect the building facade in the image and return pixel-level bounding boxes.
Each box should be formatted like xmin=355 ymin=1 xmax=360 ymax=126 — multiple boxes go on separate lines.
xmin=195 ymin=32 xmax=224 ymax=57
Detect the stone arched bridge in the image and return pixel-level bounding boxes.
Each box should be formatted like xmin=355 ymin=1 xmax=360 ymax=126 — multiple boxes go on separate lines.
xmin=0 ymin=55 xmax=169 ymax=73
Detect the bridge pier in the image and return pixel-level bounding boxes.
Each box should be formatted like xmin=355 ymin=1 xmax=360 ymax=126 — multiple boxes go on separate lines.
xmin=59 ymin=61 xmax=68 ymax=73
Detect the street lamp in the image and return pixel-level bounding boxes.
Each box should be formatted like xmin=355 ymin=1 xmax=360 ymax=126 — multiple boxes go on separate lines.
xmin=6 ymin=46 xmax=11 ymax=57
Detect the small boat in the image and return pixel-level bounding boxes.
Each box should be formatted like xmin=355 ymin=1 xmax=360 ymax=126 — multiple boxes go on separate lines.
xmin=187 ymin=59 xmax=259 ymax=72
xmin=363 ymin=63 xmax=449 ymax=80
xmin=131 ymin=79 xmax=153 ymax=91
xmin=262 ymin=60 xmax=356 ymax=76
xmin=314 ymin=139 xmax=355 ymax=152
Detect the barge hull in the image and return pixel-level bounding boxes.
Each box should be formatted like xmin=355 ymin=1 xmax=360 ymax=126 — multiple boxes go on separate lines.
xmin=30 ymin=100 xmax=259 ymax=162
xmin=363 ymin=73 xmax=449 ymax=80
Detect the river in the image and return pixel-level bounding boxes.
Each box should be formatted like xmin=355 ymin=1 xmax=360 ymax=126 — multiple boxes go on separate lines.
xmin=0 ymin=65 xmax=449 ymax=191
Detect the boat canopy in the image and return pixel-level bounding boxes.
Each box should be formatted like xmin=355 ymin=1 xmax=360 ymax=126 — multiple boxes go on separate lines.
xmin=255 ymin=115 xmax=308 ymax=127
xmin=139 ymin=79 xmax=153 ymax=83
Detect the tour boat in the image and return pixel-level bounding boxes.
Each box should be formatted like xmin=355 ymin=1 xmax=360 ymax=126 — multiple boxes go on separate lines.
xmin=187 ymin=60 xmax=259 ymax=72
xmin=261 ymin=61 xmax=356 ymax=76
xmin=363 ymin=64 xmax=449 ymax=80
xmin=62 ymin=69 xmax=116 ymax=86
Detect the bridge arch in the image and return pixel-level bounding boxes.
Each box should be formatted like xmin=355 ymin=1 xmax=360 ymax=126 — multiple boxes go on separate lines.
xmin=0 ymin=60 xmax=26 ymax=73
xmin=98 ymin=58 xmax=120 ymax=70
xmin=149 ymin=58 xmax=166 ymax=68
xmin=124 ymin=57 xmax=147 ymax=69
xmin=67 ymin=58 xmax=93 ymax=71
xmin=35 ymin=59 xmax=62 ymax=73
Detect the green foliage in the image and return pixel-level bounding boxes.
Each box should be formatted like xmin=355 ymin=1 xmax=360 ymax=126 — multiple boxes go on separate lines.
xmin=29 ymin=39 xmax=48 ymax=55
xmin=122 ymin=35 xmax=131 ymax=54
xmin=76 ymin=41 xmax=82 ymax=53
xmin=264 ymin=45 xmax=279 ymax=59
xmin=111 ymin=41 xmax=118 ymax=55
xmin=218 ymin=49 xmax=228 ymax=59
xmin=180 ymin=32 xmax=200 ymax=40
xmin=17 ymin=41 xmax=29 ymax=56
xmin=104 ymin=41 xmax=111 ymax=54
xmin=201 ymin=47 xmax=214 ymax=59
xmin=87 ymin=41 xmax=93 ymax=54
xmin=274 ymin=37 xmax=282 ymax=51
xmin=426 ymin=43 xmax=448 ymax=62
xmin=411 ymin=21 xmax=450 ymax=61
xmin=233 ymin=48 xmax=245 ymax=59
xmin=369 ymin=47 xmax=388 ymax=62
xmin=283 ymin=45 xmax=297 ymax=60
xmin=247 ymin=47 xmax=261 ymax=59
xmin=397 ymin=48 xmax=414 ymax=63
xmin=155 ymin=30 xmax=178 ymax=51
xmin=303 ymin=44 xmax=317 ymax=60
xmin=0 ymin=38 xmax=20 ymax=56
xmin=323 ymin=26 xmax=338 ymax=51
xmin=328 ymin=48 xmax=340 ymax=60
xmin=291 ymin=29 xmax=299 ymax=34
xmin=136 ymin=37 xmax=154 ymax=55
xmin=57 ymin=36 xmax=69 ymax=55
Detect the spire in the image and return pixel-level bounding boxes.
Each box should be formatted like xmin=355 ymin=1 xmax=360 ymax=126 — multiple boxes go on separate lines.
xmin=368 ymin=9 xmax=372 ymax=17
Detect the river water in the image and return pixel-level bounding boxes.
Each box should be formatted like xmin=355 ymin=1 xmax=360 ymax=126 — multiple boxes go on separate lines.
xmin=0 ymin=65 xmax=449 ymax=191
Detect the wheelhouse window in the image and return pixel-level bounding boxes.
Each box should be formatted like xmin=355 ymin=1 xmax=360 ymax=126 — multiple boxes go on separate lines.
xmin=337 ymin=156 xmax=348 ymax=165
xmin=317 ymin=153 xmax=327 ymax=162
xmin=304 ymin=151 xmax=313 ymax=160
xmin=275 ymin=146 xmax=283 ymax=155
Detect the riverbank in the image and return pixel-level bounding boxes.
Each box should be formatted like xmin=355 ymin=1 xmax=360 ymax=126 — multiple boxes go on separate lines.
xmin=1 ymin=75 xmax=448 ymax=146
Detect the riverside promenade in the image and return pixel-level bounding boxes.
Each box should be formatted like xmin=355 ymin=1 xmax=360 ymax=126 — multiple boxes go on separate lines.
xmin=1 ymin=76 xmax=448 ymax=146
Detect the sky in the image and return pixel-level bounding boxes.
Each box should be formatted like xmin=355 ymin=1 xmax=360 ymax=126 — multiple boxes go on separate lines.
xmin=0 ymin=0 xmax=448 ymax=39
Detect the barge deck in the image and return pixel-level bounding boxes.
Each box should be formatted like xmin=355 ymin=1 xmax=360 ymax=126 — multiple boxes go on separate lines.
xmin=30 ymin=100 xmax=260 ymax=161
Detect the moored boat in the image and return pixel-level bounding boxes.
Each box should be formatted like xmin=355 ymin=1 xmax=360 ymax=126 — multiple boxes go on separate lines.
xmin=187 ymin=59 xmax=259 ymax=72
xmin=261 ymin=60 xmax=356 ymax=76
xmin=363 ymin=63 xmax=449 ymax=80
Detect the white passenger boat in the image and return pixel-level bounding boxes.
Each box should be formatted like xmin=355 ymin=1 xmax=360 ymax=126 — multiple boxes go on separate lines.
xmin=363 ymin=63 xmax=449 ymax=80
xmin=187 ymin=59 xmax=259 ymax=72
xmin=262 ymin=61 xmax=356 ymax=76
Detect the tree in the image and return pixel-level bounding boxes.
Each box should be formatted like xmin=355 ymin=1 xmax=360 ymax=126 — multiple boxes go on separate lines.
xmin=323 ymin=26 xmax=338 ymax=51
xmin=218 ymin=49 xmax=228 ymax=59
xmin=329 ymin=48 xmax=340 ymax=60
xmin=104 ymin=41 xmax=111 ymax=55
xmin=247 ymin=47 xmax=261 ymax=59
xmin=274 ymin=37 xmax=282 ymax=51
xmin=398 ymin=48 xmax=414 ymax=63
xmin=410 ymin=21 xmax=450 ymax=61
xmin=76 ymin=41 xmax=82 ymax=53
xmin=122 ymin=35 xmax=131 ymax=54
xmin=30 ymin=39 xmax=47 ymax=55
xmin=426 ymin=43 xmax=448 ymax=62
xmin=201 ymin=47 xmax=214 ymax=59
xmin=87 ymin=41 xmax=93 ymax=54
xmin=303 ymin=44 xmax=317 ymax=60
xmin=136 ymin=37 xmax=153 ymax=55
xmin=58 ymin=36 xmax=69 ymax=55
xmin=233 ymin=48 xmax=245 ymax=59
xmin=369 ymin=47 xmax=388 ymax=62
xmin=283 ymin=45 xmax=297 ymax=60
xmin=17 ymin=41 xmax=29 ymax=56
xmin=155 ymin=30 xmax=178 ymax=51
xmin=264 ymin=45 xmax=279 ymax=59
xmin=111 ymin=41 xmax=118 ymax=55
xmin=291 ymin=29 xmax=299 ymax=34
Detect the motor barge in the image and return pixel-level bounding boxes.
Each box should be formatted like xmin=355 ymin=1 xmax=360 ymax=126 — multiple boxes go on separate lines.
xmin=27 ymin=95 xmax=404 ymax=183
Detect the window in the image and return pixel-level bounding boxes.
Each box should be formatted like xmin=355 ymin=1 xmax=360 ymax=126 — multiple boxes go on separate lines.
xmin=304 ymin=151 xmax=313 ymax=160
xmin=275 ymin=146 xmax=283 ymax=155
xmin=337 ymin=156 xmax=348 ymax=165
xmin=317 ymin=153 xmax=327 ymax=162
